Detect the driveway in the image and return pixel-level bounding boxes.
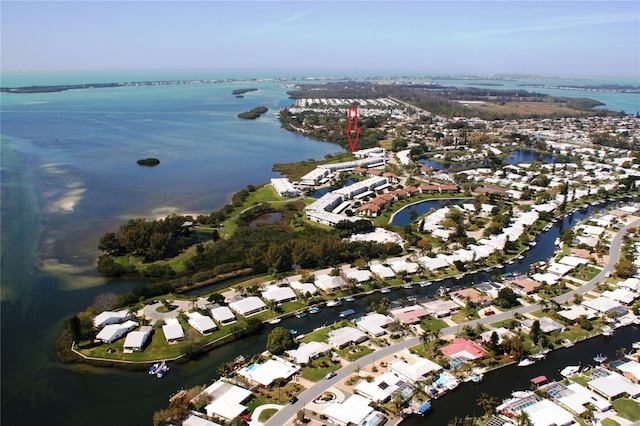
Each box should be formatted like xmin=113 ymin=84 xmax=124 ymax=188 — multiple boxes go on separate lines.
xmin=142 ymin=300 xmax=193 ymax=323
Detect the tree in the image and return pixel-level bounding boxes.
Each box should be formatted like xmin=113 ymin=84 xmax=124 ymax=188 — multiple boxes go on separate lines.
xmin=266 ymin=327 xmax=295 ymax=355
xmin=615 ymin=259 xmax=637 ymax=278
xmin=477 ymin=392 xmax=498 ymax=416
xmin=494 ymin=287 xmax=519 ymax=308
xmin=529 ymin=320 xmax=542 ymax=346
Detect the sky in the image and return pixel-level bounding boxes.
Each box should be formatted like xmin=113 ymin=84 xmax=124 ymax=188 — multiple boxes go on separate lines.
xmin=1 ymin=1 xmax=639 ymax=79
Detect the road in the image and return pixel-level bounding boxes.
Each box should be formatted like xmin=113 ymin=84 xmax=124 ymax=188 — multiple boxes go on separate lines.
xmin=264 ymin=218 xmax=640 ymax=426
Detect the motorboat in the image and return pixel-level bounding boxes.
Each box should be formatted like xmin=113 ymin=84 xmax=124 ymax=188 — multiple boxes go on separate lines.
xmin=148 ymin=362 xmax=160 ymax=375
xmin=517 ymin=358 xmax=535 ymax=367
xmin=403 ymin=283 xmax=413 ymax=289
xmin=420 ymin=281 xmax=432 ymax=287
xmin=593 ymin=353 xmax=607 ymax=363
xmin=268 ymin=318 xmax=281 ymax=324
xmin=470 ymin=373 xmax=484 ymax=383
xmin=531 ymin=352 xmax=547 ymax=360
xmin=560 ymin=365 xmax=580 ymax=377
xmin=632 ymin=341 xmax=640 ymax=349
xmin=339 ymin=309 xmax=356 ymax=318
xmin=308 ymin=307 xmax=320 ymax=314
xmin=156 ymin=362 xmax=169 ymax=378
xmin=326 ymin=299 xmax=343 ymax=307
xmin=380 ymin=288 xmax=391 ymax=294
xmin=344 ymin=296 xmax=355 ymax=302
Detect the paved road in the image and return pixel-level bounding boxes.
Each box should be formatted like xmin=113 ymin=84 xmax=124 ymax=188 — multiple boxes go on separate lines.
xmin=265 ymin=218 xmax=640 ymax=426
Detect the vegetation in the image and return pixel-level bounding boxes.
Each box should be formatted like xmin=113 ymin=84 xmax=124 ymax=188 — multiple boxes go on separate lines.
xmin=266 ymin=327 xmax=295 ymax=355
xmin=238 ymin=106 xmax=268 ymax=119
xmin=136 ymin=158 xmax=160 ymax=166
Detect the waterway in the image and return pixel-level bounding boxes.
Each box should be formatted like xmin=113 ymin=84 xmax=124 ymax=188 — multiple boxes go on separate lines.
xmin=420 ymin=148 xmax=562 ymax=171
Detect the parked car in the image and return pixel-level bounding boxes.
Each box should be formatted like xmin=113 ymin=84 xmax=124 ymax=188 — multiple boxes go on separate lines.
xmin=325 ymin=371 xmax=337 ymax=380
xmin=289 ymin=396 xmax=298 ymax=405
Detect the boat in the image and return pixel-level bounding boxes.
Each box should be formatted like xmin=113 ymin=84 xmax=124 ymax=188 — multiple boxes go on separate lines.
xmin=308 ymin=307 xmax=320 ymax=314
xmin=632 ymin=341 xmax=640 ymax=349
xmin=470 ymin=373 xmax=484 ymax=383
xmin=455 ymin=274 xmax=464 ymax=280
xmin=518 ymin=358 xmax=536 ymax=367
xmin=344 ymin=296 xmax=355 ymax=302
xmin=326 ymin=299 xmax=343 ymax=307
xmin=446 ymin=380 xmax=459 ymax=390
xmin=295 ymin=334 xmax=305 ymax=340
xmin=148 ymin=362 xmax=160 ymax=375
xmin=380 ymin=288 xmax=391 ymax=294
xmin=512 ymin=390 xmax=534 ymax=398
xmin=156 ymin=362 xmax=169 ymax=378
xmin=403 ymin=283 xmax=413 ymax=289
xmin=420 ymin=281 xmax=432 ymax=287
xmin=295 ymin=311 xmax=307 ymax=318
xmin=594 ymin=353 xmax=607 ymax=363
xmin=339 ymin=309 xmax=356 ymax=317
xmin=560 ymin=365 xmax=580 ymax=377
xmin=415 ymin=401 xmax=432 ymax=415
xmin=531 ymin=352 xmax=547 ymax=360
xmin=268 ymin=318 xmax=281 ymax=324
xmin=484 ymin=267 xmax=493 ymax=273
xmin=290 ymin=329 xmax=297 ymax=335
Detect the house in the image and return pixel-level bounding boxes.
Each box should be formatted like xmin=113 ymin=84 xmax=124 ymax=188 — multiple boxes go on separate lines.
xmin=521 ymin=316 xmax=565 ymax=334
xmin=187 ymin=312 xmax=218 ymax=335
xmin=342 ymin=267 xmax=372 ymax=283
xmin=95 ymin=320 xmax=138 ymax=344
xmin=370 ymin=264 xmax=396 ymax=279
xmin=327 ymin=326 xmax=368 ymax=349
xmin=261 ymin=285 xmax=297 ymax=304
xmin=421 ymin=299 xmax=460 ymax=317
xmin=389 ymin=305 xmax=429 ymax=325
xmin=510 ymin=277 xmax=543 ymax=295
xmin=582 ymin=296 xmax=623 ymax=317
xmin=270 ymin=178 xmax=300 ymax=197
xmin=616 ymin=360 xmax=640 ymax=383
xmin=389 ymin=260 xmax=420 ymax=275
xmin=162 ymin=318 xmax=185 ymax=344
xmin=480 ymin=327 xmax=515 ymax=345
xmin=228 ymin=296 xmax=267 ymax=317
xmin=203 ymin=380 xmax=252 ymax=422
xmin=389 ymin=350 xmax=442 ymax=383
xmin=288 ymin=280 xmax=318 ymax=296
xmin=439 ymin=338 xmax=486 ymax=362
xmin=323 ymin=394 xmax=377 ymax=426
xmin=314 ymin=274 xmax=347 ymax=292
xmin=286 ymin=341 xmax=332 ymax=365
xmin=356 ymin=313 xmax=393 ymax=337
xmin=123 ymin=325 xmax=153 ymax=352
xmin=588 ymin=370 xmax=640 ymax=400
xmin=522 ymin=399 xmax=575 ymax=426
xmin=237 ymin=356 xmax=300 ymax=387
xmin=183 ymin=414 xmax=220 ymax=426
xmin=355 ymin=372 xmax=402 ymax=403
xmin=210 ymin=305 xmax=237 ymax=325
xmin=93 ymin=309 xmax=133 ymax=328
xmin=450 ymin=288 xmax=490 ymax=307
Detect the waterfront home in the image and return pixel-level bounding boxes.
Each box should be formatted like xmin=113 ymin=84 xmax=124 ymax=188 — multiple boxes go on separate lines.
xmin=421 ymin=299 xmax=460 ymax=318
xmin=95 ymin=320 xmax=138 ymax=344
xmin=322 ymin=394 xmax=384 ymax=426
xmin=581 ymin=296 xmax=623 ymax=317
xmin=417 ymin=255 xmax=450 ymax=272
xmin=270 ymin=178 xmax=300 ymax=197
xmin=162 ymin=318 xmax=185 ymax=344
xmin=342 ymin=267 xmax=372 ymax=284
xmin=389 ymin=350 xmax=442 ymax=384
xmin=354 ymin=372 xmax=403 ymax=403
xmin=439 ymin=338 xmax=486 ymax=364
xmin=286 ymin=341 xmax=332 ymax=365
xmin=587 ymin=369 xmax=640 ymax=400
xmin=288 ymin=280 xmax=318 ymax=296
xmin=210 ymin=305 xmax=237 ymax=325
xmin=521 ymin=317 xmax=565 ymax=334
xmin=327 ymin=326 xmax=368 ymax=349
xmin=228 ymin=296 xmax=267 ymax=317
xmin=314 ymin=274 xmax=347 ymax=292
xmin=355 ymin=313 xmax=394 ymax=337
xmin=450 ymin=288 xmax=491 ymax=308
xmin=237 ymin=356 xmax=300 ymax=387
xmin=183 ymin=414 xmax=219 ymax=426
xmin=187 ymin=312 xmax=218 ymax=336
xmin=122 ymin=325 xmax=153 ymax=352
xmin=615 ymin=360 xmax=640 ymax=383
xmin=389 ymin=305 xmax=429 ymax=325
xmin=261 ymin=285 xmax=297 ymax=304
xmin=480 ymin=327 xmax=515 ymax=345
xmin=602 ymin=288 xmax=638 ymax=305
xmin=510 ymin=277 xmax=543 ymax=296
xmin=203 ymin=380 xmax=252 ymax=422
xmin=557 ymin=305 xmax=596 ymax=322
xmin=521 ymin=399 xmax=575 ymax=426
xmin=369 ymin=264 xmax=395 ymax=279
xmin=389 ymin=259 xmax=420 ymax=275
xmin=92 ymin=309 xmax=133 ymax=328
xmin=542 ymin=381 xmax=611 ymax=414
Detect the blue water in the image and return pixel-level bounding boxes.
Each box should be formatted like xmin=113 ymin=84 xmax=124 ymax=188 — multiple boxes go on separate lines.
xmin=421 ymin=148 xmax=561 ymax=171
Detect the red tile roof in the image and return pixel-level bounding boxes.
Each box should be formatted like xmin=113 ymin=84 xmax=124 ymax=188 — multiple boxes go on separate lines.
xmin=439 ymin=338 xmax=486 ymax=359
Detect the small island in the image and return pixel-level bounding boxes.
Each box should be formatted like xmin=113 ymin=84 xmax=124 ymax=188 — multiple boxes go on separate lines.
xmin=136 ymin=158 xmax=160 ymax=167
xmin=231 ymin=88 xmax=258 ymax=95
xmin=237 ymin=106 xmax=268 ymax=119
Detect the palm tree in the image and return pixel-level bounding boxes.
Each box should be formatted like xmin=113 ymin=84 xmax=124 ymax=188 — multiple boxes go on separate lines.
xmin=517 ymin=410 xmax=532 ymax=426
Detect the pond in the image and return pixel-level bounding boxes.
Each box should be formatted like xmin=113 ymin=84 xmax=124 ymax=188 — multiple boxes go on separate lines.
xmin=391 ymin=199 xmax=466 ymax=227
xmin=311 ymin=178 xmax=358 ymax=199
xmin=248 ymin=212 xmax=283 ymax=228
xmin=421 ymin=148 xmax=563 ymax=171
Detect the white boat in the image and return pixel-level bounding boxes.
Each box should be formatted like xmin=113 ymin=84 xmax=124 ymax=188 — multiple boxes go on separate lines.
xmin=518 ymin=358 xmax=536 ymax=367
xmin=531 ymin=352 xmax=546 ymax=360
xmin=632 ymin=341 xmax=640 ymax=349
xmin=420 ymin=281 xmax=432 ymax=287
xmin=156 ymin=362 xmax=169 ymax=378
xmin=446 ymin=380 xmax=459 ymax=390
xmin=268 ymin=318 xmax=281 ymax=324
xmin=380 ymin=288 xmax=391 ymax=294
xmin=470 ymin=373 xmax=484 ymax=383
xmin=344 ymin=296 xmax=355 ymax=302
xmin=308 ymin=307 xmax=320 ymax=314
xmin=560 ymin=365 xmax=580 ymax=377
xmin=403 ymin=283 xmax=413 ymax=289
xmin=326 ymin=299 xmax=343 ymax=307
xmin=594 ymin=353 xmax=607 ymax=363
xmin=512 ymin=390 xmax=534 ymax=398
xmin=148 ymin=362 xmax=160 ymax=375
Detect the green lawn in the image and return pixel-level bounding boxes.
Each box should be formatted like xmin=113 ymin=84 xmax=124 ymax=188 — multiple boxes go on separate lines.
xmin=612 ymin=398 xmax=640 ymax=422
xmin=420 ymin=317 xmax=448 ymax=332
xmin=601 ymin=419 xmax=621 ymax=426
xmin=300 ymin=355 xmax=341 ymax=381
xmin=335 ymin=345 xmax=373 ymax=362
xmin=258 ymin=409 xmax=278 ymax=422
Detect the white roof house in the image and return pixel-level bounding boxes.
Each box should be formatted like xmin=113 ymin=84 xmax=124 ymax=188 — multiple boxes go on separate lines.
xmin=370 ymin=264 xmax=396 ymax=279
xmin=557 ymin=305 xmax=597 ymax=321
xmin=480 ymin=327 xmax=515 ymax=345
xmin=162 ymin=318 xmax=185 ymax=343
xmin=558 ymin=255 xmax=589 ymax=267
xmin=523 ymin=399 xmax=575 ymax=426
xmin=327 ymin=326 xmax=368 ymax=349
xmin=355 ymin=372 xmax=402 ymax=402
xmin=210 ymin=306 xmax=236 ymax=325
xmin=228 ymin=296 xmax=267 ymax=317
xmin=237 ymin=356 xmax=300 ymax=387
xmin=589 ymin=371 xmax=640 ymax=400
xmin=95 ymin=320 xmax=138 ymax=344
xmin=417 ymin=255 xmax=450 ymax=271
xmin=602 ymin=288 xmax=637 ymax=305
xmin=546 ymin=262 xmax=575 ymax=277
xmin=314 ymin=275 xmax=347 ymax=292
xmin=288 ymin=280 xmax=318 ymax=296
xmin=342 ymin=267 xmax=373 ymax=283
xmin=389 ymin=351 xmax=442 ymax=383
xmin=183 ymin=414 xmax=220 ymax=426
xmin=582 ymin=296 xmax=622 ymax=316
xmin=270 ymin=178 xmax=300 ymax=197
xmin=123 ymin=325 xmax=153 ymax=352
xmin=616 ymin=360 xmax=640 ymax=383
xmin=187 ymin=312 xmax=218 ymax=335
xmin=203 ymin=380 xmax=252 ymax=421
xmin=286 ymin=341 xmax=333 ymax=364
xmin=557 ymin=382 xmax=611 ymax=414
xmin=323 ymin=394 xmax=375 ymax=426
xmin=389 ymin=260 xmax=420 ymax=274
xmin=356 ymin=313 xmax=394 ymax=337
xmin=261 ymin=285 xmax=297 ymax=304
xmin=93 ymin=309 xmax=132 ymax=328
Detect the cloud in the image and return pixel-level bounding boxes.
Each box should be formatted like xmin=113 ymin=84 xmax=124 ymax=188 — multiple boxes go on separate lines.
xmin=249 ymin=10 xmax=314 ymax=35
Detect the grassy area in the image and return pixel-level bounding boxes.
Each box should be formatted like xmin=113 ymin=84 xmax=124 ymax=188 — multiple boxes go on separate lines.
xmin=569 ymin=264 xmax=602 ymax=281
xmin=335 ymin=344 xmax=373 ymax=362
xmin=612 ymin=398 xmax=640 ymax=422
xmin=258 ymin=409 xmax=278 ymax=422
xmin=569 ymin=375 xmax=590 ymax=387
xmin=601 ymin=419 xmax=621 ymax=426
xmin=300 ymin=355 xmax=341 ymax=381
xmin=420 ymin=317 xmax=448 ymax=332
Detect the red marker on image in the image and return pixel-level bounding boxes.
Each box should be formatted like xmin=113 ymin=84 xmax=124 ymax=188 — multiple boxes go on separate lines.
xmin=346 ymin=107 xmax=360 ymax=153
